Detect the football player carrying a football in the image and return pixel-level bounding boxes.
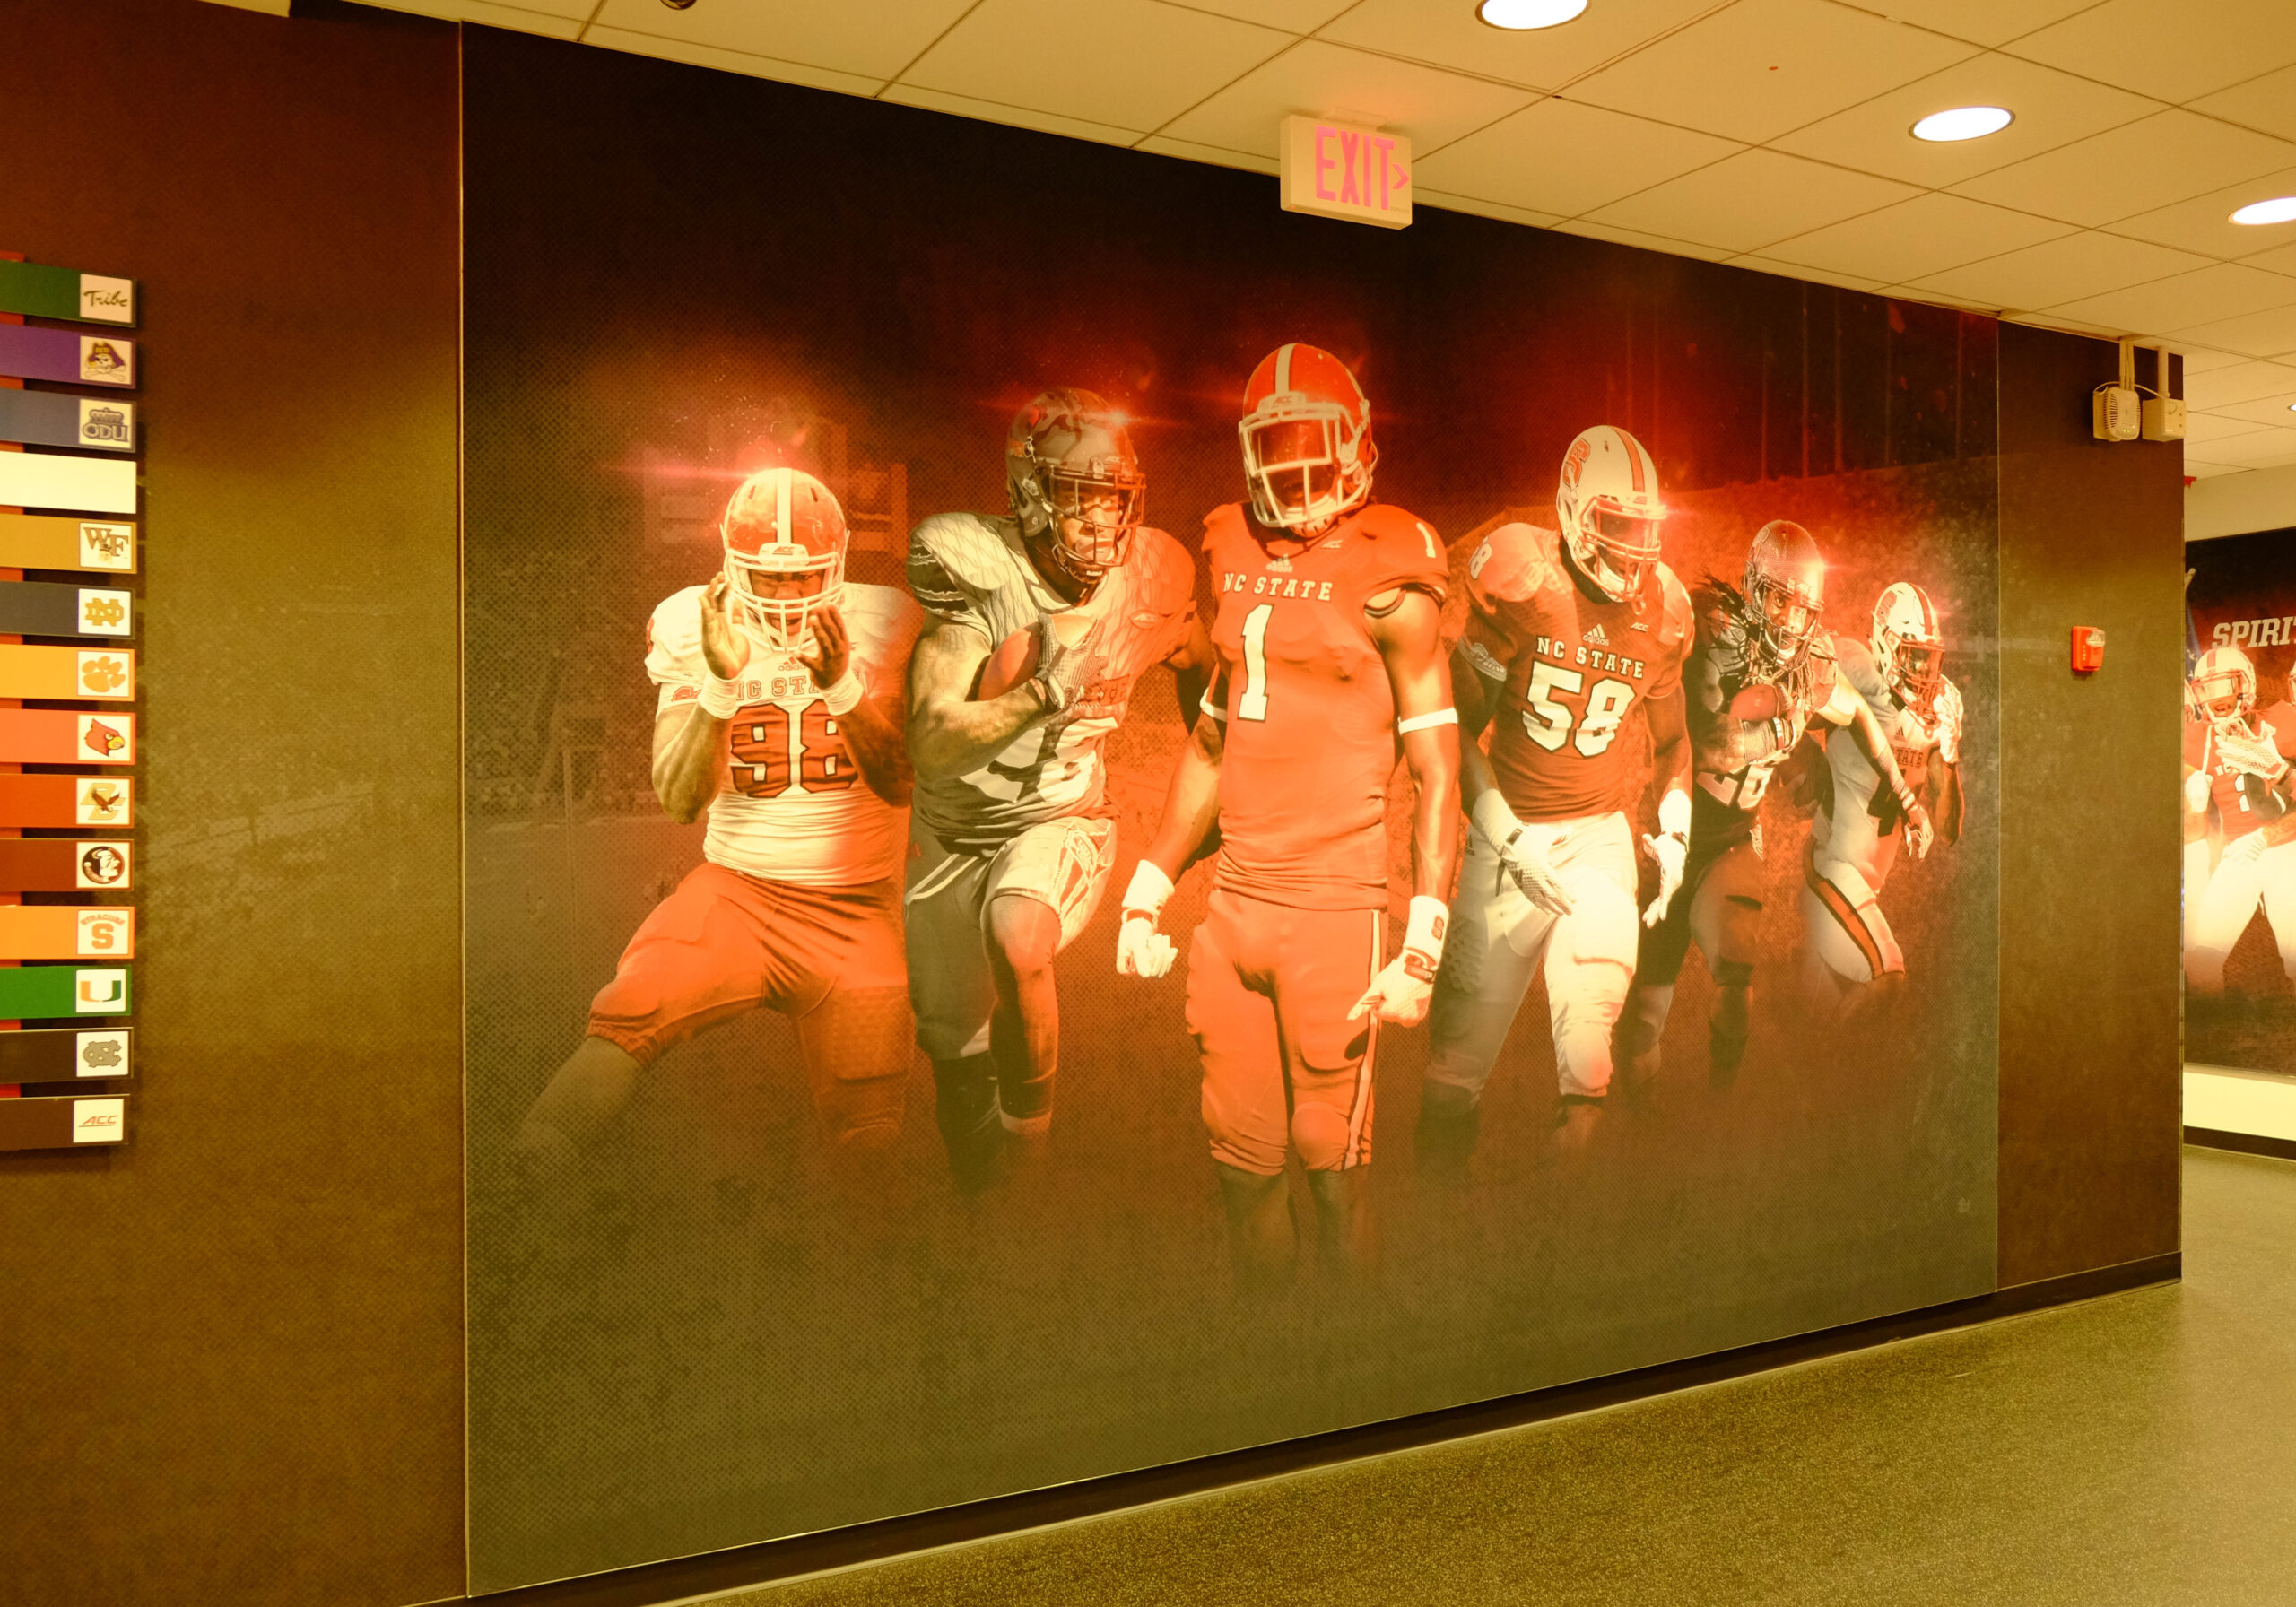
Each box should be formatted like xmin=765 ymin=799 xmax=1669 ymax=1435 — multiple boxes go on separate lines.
xmin=1619 ymin=520 xmax=1930 ymax=1084
xmin=904 ymin=389 xmax=1210 ymax=1188
xmin=516 ymin=467 xmax=923 ymax=1205
xmin=1119 ymin=343 xmax=1459 ymax=1292
xmin=1418 ymin=425 xmax=1695 ymax=1161
xmin=1801 ymin=581 xmax=1966 ymax=1010
xmin=2182 ymin=643 xmax=2296 ymax=995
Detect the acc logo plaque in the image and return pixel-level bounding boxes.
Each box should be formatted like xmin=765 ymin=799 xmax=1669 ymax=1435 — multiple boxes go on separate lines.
xmin=77 ymin=523 xmax=135 ymax=571
xmin=79 ymin=338 xmax=133 ymax=386
xmin=75 ymin=909 xmax=132 ymax=957
xmin=75 ymin=842 xmax=130 ymax=890
xmin=71 ymin=1096 xmax=125 ymax=1142
xmin=77 ymin=590 xmax=132 ymax=636
xmin=77 ymin=274 xmax=135 ymax=325
xmin=77 ymin=715 xmax=133 ymax=763
xmin=77 ymin=400 xmax=133 ymax=449
xmin=74 ymin=968 xmax=127 ymax=1013
xmin=75 ymin=777 xmax=132 ymax=825
xmin=75 ymin=651 xmax=133 ymax=699
xmin=76 ymin=1029 xmax=130 ymax=1077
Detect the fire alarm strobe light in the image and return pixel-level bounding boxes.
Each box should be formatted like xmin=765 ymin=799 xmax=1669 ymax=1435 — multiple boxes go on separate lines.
xmin=2072 ymin=627 xmax=2105 ymax=674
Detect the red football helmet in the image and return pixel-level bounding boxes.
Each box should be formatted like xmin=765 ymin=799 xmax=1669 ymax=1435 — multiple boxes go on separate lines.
xmin=721 ymin=466 xmax=846 ymax=649
xmin=1239 ymin=343 xmax=1376 ymax=531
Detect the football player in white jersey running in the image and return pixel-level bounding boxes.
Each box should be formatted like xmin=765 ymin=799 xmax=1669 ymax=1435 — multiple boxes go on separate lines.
xmin=1801 ymin=581 xmax=1966 ymax=1011
xmin=516 ymin=466 xmax=922 ymax=1205
xmin=905 ymin=389 xmax=1211 ymax=1187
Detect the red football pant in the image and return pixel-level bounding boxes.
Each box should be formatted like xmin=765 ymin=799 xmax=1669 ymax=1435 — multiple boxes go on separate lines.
xmin=587 ymin=862 xmax=910 ymax=1149
xmin=1184 ymin=887 xmax=1384 ymax=1177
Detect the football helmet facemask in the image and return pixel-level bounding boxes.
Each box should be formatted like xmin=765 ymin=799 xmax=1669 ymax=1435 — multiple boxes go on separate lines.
xmin=1006 ymin=388 xmax=1145 ymax=586
xmin=1554 ymin=424 xmax=1667 ymax=602
xmin=1743 ymin=519 xmax=1827 ymax=663
xmin=721 ymin=465 xmax=847 ymax=650
xmin=1239 ymin=343 xmax=1377 ymax=532
xmin=1871 ymin=580 xmax=1945 ymax=711
xmin=2191 ymin=644 xmax=2256 ymax=730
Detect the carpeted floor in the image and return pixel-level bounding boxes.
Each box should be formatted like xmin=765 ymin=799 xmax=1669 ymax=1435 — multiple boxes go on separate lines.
xmin=719 ymin=1146 xmax=2293 ymax=1606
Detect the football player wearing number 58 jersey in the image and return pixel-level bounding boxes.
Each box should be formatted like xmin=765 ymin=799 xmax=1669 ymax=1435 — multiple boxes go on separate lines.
xmin=516 ymin=467 xmax=923 ymax=1205
xmin=1419 ymin=425 xmax=1695 ymax=1164
xmin=1119 ymin=344 xmax=1459 ymax=1294
xmin=903 ymin=391 xmax=1211 ymax=1189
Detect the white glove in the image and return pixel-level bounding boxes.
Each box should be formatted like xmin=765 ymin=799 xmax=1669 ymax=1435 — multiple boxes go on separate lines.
xmin=2217 ymin=725 xmax=2288 ymax=783
xmin=1350 ymin=896 xmax=1447 ymax=1028
xmin=1639 ymin=787 xmax=1691 ymax=929
xmin=1931 ymin=680 xmax=1963 ymax=767
xmin=1472 ymin=789 xmax=1573 ymax=916
xmin=2186 ymin=769 xmax=2212 ymax=815
xmin=1898 ymin=784 xmax=1935 ymax=860
xmin=2224 ymin=828 xmax=2268 ymax=865
xmin=1032 ymin=610 xmax=1102 ymax=714
xmin=1115 ymin=860 xmax=1178 ymax=979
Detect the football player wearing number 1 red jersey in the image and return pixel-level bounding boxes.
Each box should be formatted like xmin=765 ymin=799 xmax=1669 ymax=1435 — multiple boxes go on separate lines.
xmin=515 ymin=467 xmax=923 ymax=1206
xmin=1119 ymin=344 xmax=1459 ymax=1294
xmin=1420 ymin=425 xmax=1695 ymax=1164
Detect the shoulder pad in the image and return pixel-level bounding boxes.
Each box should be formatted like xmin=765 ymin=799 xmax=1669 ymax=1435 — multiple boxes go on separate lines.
xmin=908 ymin=510 xmax=1016 ymax=595
xmin=1469 ymin=521 xmax=1563 ymax=605
xmin=1653 ymin=561 xmax=1692 ymax=638
xmin=1128 ymin=527 xmax=1200 ymax=613
xmin=1351 ymin=502 xmax=1445 ymax=553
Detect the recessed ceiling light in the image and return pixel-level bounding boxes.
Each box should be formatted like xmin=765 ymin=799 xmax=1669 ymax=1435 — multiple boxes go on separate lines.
xmin=1478 ymin=0 xmax=1587 ymax=29
xmin=1912 ymin=106 xmax=2014 ymax=142
xmin=2232 ymin=197 xmax=2296 ymax=226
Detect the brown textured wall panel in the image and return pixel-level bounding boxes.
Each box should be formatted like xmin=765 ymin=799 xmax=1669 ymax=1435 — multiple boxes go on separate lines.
xmin=1996 ymin=324 xmax=2183 ymax=1285
xmin=0 ymin=3 xmax=465 ymax=1605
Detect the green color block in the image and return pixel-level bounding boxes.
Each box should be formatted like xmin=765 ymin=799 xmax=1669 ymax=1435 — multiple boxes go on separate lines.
xmin=0 ymin=963 xmax=132 ymax=1020
xmin=0 ymin=259 xmax=138 ymax=326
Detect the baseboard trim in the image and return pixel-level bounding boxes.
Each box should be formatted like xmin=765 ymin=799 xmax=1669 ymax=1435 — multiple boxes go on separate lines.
xmin=471 ymin=1251 xmax=2181 ymax=1607
xmin=2186 ymin=1125 xmax=2296 ymax=1161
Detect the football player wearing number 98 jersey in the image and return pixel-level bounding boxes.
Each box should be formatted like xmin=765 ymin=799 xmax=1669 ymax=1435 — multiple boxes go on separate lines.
xmin=1119 ymin=343 xmax=1459 ymax=1296
xmin=515 ymin=467 xmax=922 ymax=1209
xmin=1420 ymin=424 xmax=1694 ymax=1164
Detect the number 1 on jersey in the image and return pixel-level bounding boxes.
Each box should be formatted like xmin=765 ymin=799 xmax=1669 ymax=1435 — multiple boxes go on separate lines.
xmin=1238 ymin=603 xmax=1272 ymax=721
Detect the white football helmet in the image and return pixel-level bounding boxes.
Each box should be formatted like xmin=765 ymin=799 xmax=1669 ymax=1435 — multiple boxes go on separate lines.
xmin=1554 ymin=424 xmax=1666 ymax=602
xmin=1871 ymin=581 xmax=1945 ymax=711
xmin=721 ymin=466 xmax=846 ymax=650
xmin=2190 ymin=644 xmax=2255 ymax=731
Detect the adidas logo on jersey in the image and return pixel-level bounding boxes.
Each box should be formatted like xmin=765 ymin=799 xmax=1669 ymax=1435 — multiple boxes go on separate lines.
xmin=1265 ymin=557 xmax=1294 ymax=573
xmin=1583 ymin=624 xmax=1610 ymax=646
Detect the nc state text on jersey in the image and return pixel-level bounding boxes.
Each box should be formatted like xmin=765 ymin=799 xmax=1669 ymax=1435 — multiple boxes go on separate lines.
xmin=1222 ymin=570 xmax=1337 ymax=602
xmin=1529 ymin=637 xmax=1653 ymax=681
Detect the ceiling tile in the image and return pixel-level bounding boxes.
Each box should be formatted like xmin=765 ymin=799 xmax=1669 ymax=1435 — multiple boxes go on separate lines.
xmin=2192 ymin=425 xmax=2296 ymax=466
xmin=1586 ymin=148 xmax=1919 ymax=253
xmin=1826 ymin=0 xmax=2099 ymax=49
xmin=1133 ymin=134 xmax=1281 ymax=175
xmin=879 ymin=83 xmax=1145 ymax=143
xmin=1725 ymin=255 xmax=1889 ymax=292
xmin=2185 ymin=359 xmax=2296 ymax=410
xmin=2045 ymin=263 xmax=2296 ymax=335
xmin=2167 ymin=303 xmax=2296 ymax=360
xmin=2178 ymin=346 xmax=2255 ymax=374
xmin=2103 ymin=165 xmax=2296 ymax=262
xmin=2010 ymin=310 xmax=2128 ymax=339
xmin=2184 ymin=458 xmax=2248 ymax=477
xmin=1767 ymin=54 xmax=2161 ymax=190
xmin=1948 ymin=111 xmax=2296 ymax=229
xmin=2184 ymin=412 xmax=2283 ymax=446
xmin=901 ymin=0 xmax=1289 ymax=133
xmin=1317 ymin=0 xmax=1725 ymax=96
xmin=2005 ymin=0 xmax=2296 ymax=105
xmin=1157 ymin=39 xmax=1539 ymax=157
xmin=2209 ymin=392 xmax=2296 ymax=427
xmin=1173 ymin=0 xmax=1352 ymax=30
xmin=2190 ymin=66 xmax=2296 ymax=144
xmin=1908 ymin=230 xmax=2213 ymax=309
xmin=589 ymin=0 xmax=970 ymax=80
xmin=1760 ymin=193 xmax=2073 ymax=284
xmin=379 ymin=0 xmax=583 ymax=33
xmin=1411 ymin=98 xmax=1740 ymax=218
xmin=579 ymin=26 xmax=888 ymax=92
xmin=1416 ymin=190 xmax=1567 ymax=230
xmin=1550 ymin=219 xmax=1737 ymax=262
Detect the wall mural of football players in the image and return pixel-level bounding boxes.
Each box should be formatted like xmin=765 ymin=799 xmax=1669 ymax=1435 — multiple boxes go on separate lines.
xmin=2184 ymin=528 xmax=2296 ymax=1076
xmin=1119 ymin=344 xmax=1457 ymax=1293
xmin=904 ymin=391 xmax=1209 ymax=1188
xmin=461 ymin=31 xmax=2000 ymax=1593
xmin=1620 ymin=522 xmax=1932 ymax=1085
xmin=512 ymin=467 xmax=921 ymax=1209
xmin=1417 ymin=425 xmax=1692 ymax=1165
xmin=1800 ymin=583 xmax=1967 ymax=1010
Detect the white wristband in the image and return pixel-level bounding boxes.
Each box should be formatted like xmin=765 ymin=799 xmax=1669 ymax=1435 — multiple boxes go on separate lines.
xmin=1405 ymin=894 xmax=1448 ymax=962
xmin=1199 ymin=693 xmax=1228 ymax=723
xmin=1397 ymin=707 xmax=1458 ymax=734
xmin=1122 ymin=859 xmax=1175 ymax=918
xmin=698 ymin=676 xmax=741 ymax=719
xmin=1657 ymin=786 xmax=1691 ymax=839
xmin=821 ymin=665 xmax=865 ymax=716
xmin=1470 ymin=788 xmax=1521 ymax=853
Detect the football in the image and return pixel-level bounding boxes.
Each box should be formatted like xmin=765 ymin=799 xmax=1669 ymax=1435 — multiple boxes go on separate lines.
xmin=973 ymin=629 xmax=1040 ymax=701
xmin=1729 ymin=682 xmax=1783 ymax=723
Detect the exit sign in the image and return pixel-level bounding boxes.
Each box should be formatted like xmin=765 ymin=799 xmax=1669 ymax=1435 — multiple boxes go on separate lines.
xmin=1279 ymin=117 xmax=1411 ymax=230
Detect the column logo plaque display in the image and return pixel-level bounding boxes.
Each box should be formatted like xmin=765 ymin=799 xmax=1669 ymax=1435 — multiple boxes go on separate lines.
xmin=1278 ymin=115 xmax=1412 ymax=230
